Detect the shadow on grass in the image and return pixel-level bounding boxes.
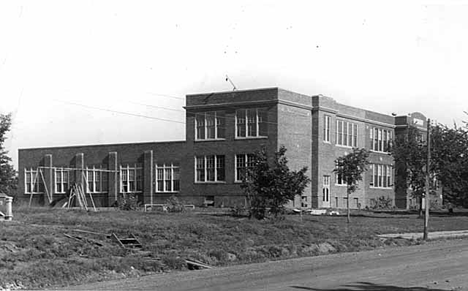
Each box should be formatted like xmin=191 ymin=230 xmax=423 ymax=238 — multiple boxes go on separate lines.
xmin=371 ymin=209 xmax=468 ymax=217
xmin=291 ymin=282 xmax=449 ymax=290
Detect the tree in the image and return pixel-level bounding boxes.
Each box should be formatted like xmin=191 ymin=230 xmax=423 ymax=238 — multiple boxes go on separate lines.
xmin=333 ymin=148 xmax=369 ymax=223
xmin=0 ymin=114 xmax=17 ymax=196
xmin=431 ymin=124 xmax=468 ymax=208
xmin=391 ymin=125 xmax=427 ymax=216
xmin=241 ymin=146 xmax=310 ymax=220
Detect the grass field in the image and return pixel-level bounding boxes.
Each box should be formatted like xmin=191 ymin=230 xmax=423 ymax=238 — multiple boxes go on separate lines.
xmin=1 ymin=207 xmax=467 ymax=290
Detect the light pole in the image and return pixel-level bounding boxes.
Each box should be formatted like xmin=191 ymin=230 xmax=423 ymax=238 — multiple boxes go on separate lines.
xmin=423 ymin=119 xmax=431 ymax=240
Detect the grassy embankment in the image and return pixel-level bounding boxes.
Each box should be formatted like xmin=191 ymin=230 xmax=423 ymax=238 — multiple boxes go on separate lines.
xmin=1 ymin=207 xmax=468 ymax=290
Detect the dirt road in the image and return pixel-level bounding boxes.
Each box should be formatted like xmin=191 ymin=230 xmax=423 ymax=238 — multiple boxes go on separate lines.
xmin=63 ymin=239 xmax=468 ymax=291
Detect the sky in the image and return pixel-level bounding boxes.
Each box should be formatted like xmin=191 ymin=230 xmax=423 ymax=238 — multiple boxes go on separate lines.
xmin=1 ymin=0 xmax=468 ymax=169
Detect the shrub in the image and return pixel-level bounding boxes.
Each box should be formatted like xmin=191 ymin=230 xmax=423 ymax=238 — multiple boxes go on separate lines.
xmin=161 ymin=255 xmax=186 ymax=270
xmin=165 ymin=195 xmax=185 ymax=213
xmin=118 ymin=194 xmax=140 ymax=211
xmin=230 ymin=205 xmax=248 ymax=217
xmin=372 ymin=196 xmax=393 ymax=209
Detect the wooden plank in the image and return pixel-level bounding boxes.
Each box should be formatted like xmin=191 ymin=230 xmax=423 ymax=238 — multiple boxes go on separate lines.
xmin=111 ymin=233 xmax=126 ymax=248
xmin=81 ymin=171 xmax=97 ymax=212
xmin=185 ymin=259 xmax=212 ymax=270
xmin=39 ymin=168 xmax=52 ymax=203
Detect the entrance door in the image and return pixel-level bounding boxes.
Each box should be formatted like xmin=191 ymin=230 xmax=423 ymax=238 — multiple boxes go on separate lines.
xmin=322 ymin=175 xmax=330 ymax=208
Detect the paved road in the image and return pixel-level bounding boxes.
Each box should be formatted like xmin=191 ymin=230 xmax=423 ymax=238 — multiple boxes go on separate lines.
xmin=378 ymin=230 xmax=468 ymax=240
xmin=63 ymin=239 xmax=468 ymax=291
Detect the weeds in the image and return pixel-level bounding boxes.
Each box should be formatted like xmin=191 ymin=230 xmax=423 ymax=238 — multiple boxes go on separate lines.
xmin=1 ymin=207 xmax=468 ymax=290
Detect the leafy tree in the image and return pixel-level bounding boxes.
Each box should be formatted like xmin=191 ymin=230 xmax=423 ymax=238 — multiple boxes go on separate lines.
xmin=391 ymin=126 xmax=427 ymax=216
xmin=0 ymin=114 xmax=17 ymax=196
xmin=431 ymin=124 xmax=468 ymax=208
xmin=241 ymin=146 xmax=310 ymax=220
xmin=333 ymin=148 xmax=369 ymax=223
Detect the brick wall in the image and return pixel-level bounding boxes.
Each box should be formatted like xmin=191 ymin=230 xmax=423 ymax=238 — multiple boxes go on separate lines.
xmin=18 ymin=88 xmax=426 ymax=210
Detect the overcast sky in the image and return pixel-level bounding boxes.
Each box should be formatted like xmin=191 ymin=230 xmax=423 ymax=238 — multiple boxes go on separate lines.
xmin=1 ymin=0 xmax=468 ymax=169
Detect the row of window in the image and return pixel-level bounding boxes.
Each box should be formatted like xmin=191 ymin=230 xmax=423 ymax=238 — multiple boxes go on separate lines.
xmin=195 ymin=108 xmax=268 ymax=140
xmin=334 ymin=163 xmax=393 ymax=188
xmin=24 ymin=165 xmax=180 ymax=194
xmin=24 ymin=161 xmax=394 ymax=195
xmin=194 ymin=154 xmax=255 ymax=183
xmin=323 ymin=115 xmax=393 ymax=153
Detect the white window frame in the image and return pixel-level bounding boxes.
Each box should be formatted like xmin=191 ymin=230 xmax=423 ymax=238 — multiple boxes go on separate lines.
xmin=235 ymin=154 xmax=256 ymax=182
xmin=55 ymin=167 xmax=69 ymax=194
xmin=86 ymin=166 xmax=108 ymax=193
xmin=335 ymin=171 xmax=347 ymax=186
xmin=370 ymin=127 xmax=393 ymax=152
xmin=323 ymin=115 xmax=331 ymax=143
xmin=370 ymin=164 xmax=393 ymax=188
xmin=195 ymin=111 xmax=226 ymax=140
xmin=120 ymin=165 xmax=143 ymax=193
xmin=155 ymin=163 xmax=180 ymax=193
xmin=24 ymin=168 xmax=44 ymax=194
xmin=235 ymin=108 xmax=267 ymax=138
xmin=195 ymin=155 xmax=225 ymax=183
xmin=336 ymin=119 xmax=358 ymax=147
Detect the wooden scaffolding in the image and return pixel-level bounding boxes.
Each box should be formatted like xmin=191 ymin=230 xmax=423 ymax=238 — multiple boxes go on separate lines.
xmin=28 ymin=166 xmax=118 ymax=211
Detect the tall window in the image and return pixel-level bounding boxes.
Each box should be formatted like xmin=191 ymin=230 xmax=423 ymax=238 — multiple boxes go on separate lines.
xmin=156 ymin=164 xmax=180 ymax=192
xmin=323 ymin=115 xmax=331 ymax=142
xmin=25 ymin=168 xmax=44 ymax=194
xmin=370 ymin=127 xmax=393 ymax=152
xmin=195 ymin=111 xmax=225 ymax=140
xmin=235 ymin=154 xmax=256 ymax=182
xmin=370 ymin=164 xmax=393 ymax=188
xmin=195 ymin=155 xmax=225 ymax=182
xmin=86 ymin=166 xmax=108 ymax=193
xmin=336 ymin=120 xmax=358 ymax=147
xmin=120 ymin=165 xmax=143 ymax=193
xmin=236 ymin=108 xmax=267 ymax=138
xmin=55 ymin=168 xmax=69 ymax=194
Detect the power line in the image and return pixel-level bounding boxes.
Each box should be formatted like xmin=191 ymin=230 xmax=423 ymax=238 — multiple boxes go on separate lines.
xmin=146 ymin=92 xmax=185 ymax=100
xmin=54 ymin=99 xmax=186 ymax=125
xmin=126 ymin=100 xmax=185 ymax=113
xmin=55 ymin=98 xmax=313 ymax=129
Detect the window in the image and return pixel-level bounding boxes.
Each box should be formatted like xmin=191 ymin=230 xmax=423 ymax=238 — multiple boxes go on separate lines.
xmin=236 ymin=108 xmax=267 ymax=138
xmin=323 ymin=175 xmax=330 ymax=202
xmin=195 ymin=155 xmax=225 ymax=182
xmin=55 ymin=168 xmax=69 ymax=194
xmin=323 ymin=115 xmax=331 ymax=142
xmin=370 ymin=127 xmax=393 ymax=152
xmin=120 ymin=165 xmax=143 ymax=193
xmin=25 ymin=168 xmax=44 ymax=194
xmin=336 ymin=120 xmax=358 ymax=147
xmin=86 ymin=166 xmax=108 ymax=193
xmin=370 ymin=164 xmax=393 ymax=188
xmin=335 ymin=172 xmax=347 ymax=186
xmin=354 ymin=198 xmax=359 ymax=209
xmin=195 ymin=111 xmax=225 ymax=140
xmin=155 ymin=164 xmax=180 ymax=192
xmin=235 ymin=154 xmax=256 ymax=182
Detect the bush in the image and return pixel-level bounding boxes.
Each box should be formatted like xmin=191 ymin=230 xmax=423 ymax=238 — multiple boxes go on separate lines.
xmin=165 ymin=195 xmax=185 ymax=213
xmin=372 ymin=196 xmax=393 ymax=209
xmin=230 ymin=205 xmax=248 ymax=217
xmin=161 ymin=254 xmax=186 ymax=270
xmin=118 ymin=194 xmax=140 ymax=211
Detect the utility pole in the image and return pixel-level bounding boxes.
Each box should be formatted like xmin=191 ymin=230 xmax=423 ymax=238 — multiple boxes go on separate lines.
xmin=423 ymin=119 xmax=431 ymax=240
